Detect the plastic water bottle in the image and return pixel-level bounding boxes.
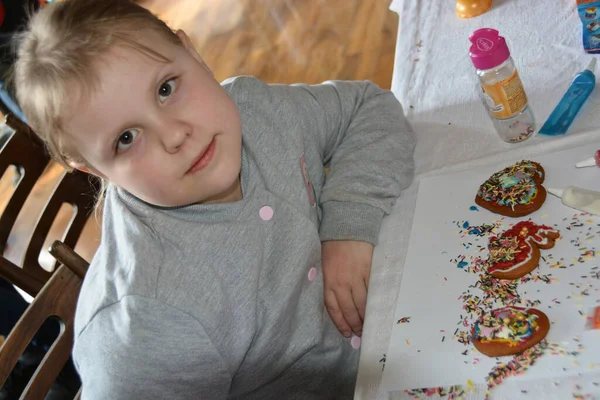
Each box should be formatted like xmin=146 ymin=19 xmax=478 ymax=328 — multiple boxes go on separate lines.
xmin=469 ymin=28 xmax=536 ymax=143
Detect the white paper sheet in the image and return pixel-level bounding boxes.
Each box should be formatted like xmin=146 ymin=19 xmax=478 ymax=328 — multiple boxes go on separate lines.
xmin=382 ymin=142 xmax=600 ymax=393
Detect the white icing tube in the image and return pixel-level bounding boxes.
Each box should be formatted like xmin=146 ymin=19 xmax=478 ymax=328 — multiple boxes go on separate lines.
xmin=547 ymin=186 xmax=600 ymax=216
xmin=576 ymin=157 xmax=597 ymax=168
xmin=575 ymin=150 xmax=600 ymax=168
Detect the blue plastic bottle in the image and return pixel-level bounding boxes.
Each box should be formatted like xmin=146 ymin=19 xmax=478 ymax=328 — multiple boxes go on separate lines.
xmin=539 ymin=59 xmax=596 ymax=136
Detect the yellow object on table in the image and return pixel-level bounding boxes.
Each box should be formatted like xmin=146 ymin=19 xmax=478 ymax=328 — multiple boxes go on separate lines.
xmin=457 ymin=0 xmax=492 ymax=18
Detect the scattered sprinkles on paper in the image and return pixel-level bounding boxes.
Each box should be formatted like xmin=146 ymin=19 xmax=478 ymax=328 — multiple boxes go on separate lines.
xmin=398 ymin=212 xmax=600 ymax=399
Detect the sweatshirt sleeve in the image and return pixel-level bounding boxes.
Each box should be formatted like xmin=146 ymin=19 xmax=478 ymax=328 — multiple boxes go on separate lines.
xmin=74 ymin=295 xmax=231 ymax=400
xmin=283 ymin=80 xmax=416 ymax=245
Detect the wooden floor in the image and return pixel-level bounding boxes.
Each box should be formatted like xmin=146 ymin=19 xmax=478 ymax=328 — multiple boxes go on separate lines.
xmin=1 ymin=0 xmax=398 ymax=268
xmin=141 ymin=0 xmax=398 ymax=89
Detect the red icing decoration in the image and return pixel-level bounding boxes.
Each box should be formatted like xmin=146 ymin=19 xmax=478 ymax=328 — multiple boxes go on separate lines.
xmin=486 ymin=221 xmax=556 ymax=273
xmin=501 ymin=221 xmax=554 ymax=243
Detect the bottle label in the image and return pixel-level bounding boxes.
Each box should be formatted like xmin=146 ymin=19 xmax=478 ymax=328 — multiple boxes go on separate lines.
xmin=480 ymin=70 xmax=528 ymax=118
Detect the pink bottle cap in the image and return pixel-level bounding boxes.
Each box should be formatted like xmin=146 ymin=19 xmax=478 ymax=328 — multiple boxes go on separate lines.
xmin=469 ymin=28 xmax=511 ymax=70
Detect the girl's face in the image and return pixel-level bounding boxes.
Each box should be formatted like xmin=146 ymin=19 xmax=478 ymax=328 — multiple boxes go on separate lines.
xmin=64 ymin=30 xmax=243 ymax=207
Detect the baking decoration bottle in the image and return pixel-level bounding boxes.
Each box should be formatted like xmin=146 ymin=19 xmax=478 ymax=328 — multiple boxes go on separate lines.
xmin=469 ymin=28 xmax=536 ymax=143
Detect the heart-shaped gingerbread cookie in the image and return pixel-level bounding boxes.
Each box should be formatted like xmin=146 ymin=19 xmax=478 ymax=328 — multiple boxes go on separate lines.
xmin=472 ymin=306 xmax=549 ymax=357
xmin=486 ymin=221 xmax=560 ymax=280
xmin=475 ymin=160 xmax=546 ymax=217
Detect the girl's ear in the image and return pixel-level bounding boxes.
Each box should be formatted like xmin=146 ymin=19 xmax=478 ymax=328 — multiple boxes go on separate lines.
xmin=68 ymin=160 xmax=104 ymax=178
xmin=68 ymin=159 xmax=87 ymax=172
xmin=175 ymin=29 xmax=214 ymax=77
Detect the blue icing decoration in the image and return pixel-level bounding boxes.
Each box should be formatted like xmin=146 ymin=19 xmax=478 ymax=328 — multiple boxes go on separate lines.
xmin=468 ymin=228 xmax=481 ymax=235
xmin=477 ymin=161 xmax=542 ymax=206
xmin=469 ymin=206 xmax=479 ymax=211
xmin=457 ymin=261 xmax=468 ymax=268
xmin=462 ymin=221 xmax=470 ymax=229
xmin=499 ymin=174 xmax=519 ymax=188
xmin=497 ymin=179 xmax=536 ymax=206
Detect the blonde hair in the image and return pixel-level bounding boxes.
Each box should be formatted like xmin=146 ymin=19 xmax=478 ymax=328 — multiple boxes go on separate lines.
xmin=13 ymin=0 xmax=181 ymax=169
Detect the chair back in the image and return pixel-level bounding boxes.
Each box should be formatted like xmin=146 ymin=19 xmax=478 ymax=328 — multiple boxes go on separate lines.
xmin=0 ymin=241 xmax=88 ymax=399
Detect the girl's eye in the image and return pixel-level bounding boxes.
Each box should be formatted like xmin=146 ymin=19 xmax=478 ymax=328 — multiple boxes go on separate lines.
xmin=116 ymin=129 xmax=140 ymax=152
xmin=158 ymin=78 xmax=176 ymax=103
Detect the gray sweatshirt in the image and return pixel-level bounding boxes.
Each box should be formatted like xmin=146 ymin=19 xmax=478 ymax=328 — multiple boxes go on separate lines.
xmin=73 ymin=76 xmax=415 ymax=399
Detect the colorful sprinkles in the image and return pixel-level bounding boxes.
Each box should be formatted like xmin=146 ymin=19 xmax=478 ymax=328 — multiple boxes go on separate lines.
xmin=401 ymin=212 xmax=600 ymax=399
xmin=476 ymin=160 xmax=543 ymax=208
xmin=506 ymin=126 xmax=535 ymax=143
xmin=484 ymin=340 xmax=548 ymax=397
xmin=405 ymin=385 xmax=468 ymax=399
xmin=455 ymin=220 xmax=500 ymax=237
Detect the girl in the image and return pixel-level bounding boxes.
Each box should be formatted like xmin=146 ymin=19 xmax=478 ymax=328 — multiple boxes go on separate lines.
xmin=14 ymin=0 xmax=415 ymax=398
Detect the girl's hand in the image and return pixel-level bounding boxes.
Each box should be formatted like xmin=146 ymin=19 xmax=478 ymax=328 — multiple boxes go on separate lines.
xmin=321 ymin=240 xmax=373 ymax=337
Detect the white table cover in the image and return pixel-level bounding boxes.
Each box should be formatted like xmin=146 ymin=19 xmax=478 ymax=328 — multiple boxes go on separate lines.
xmin=355 ymin=0 xmax=600 ymax=398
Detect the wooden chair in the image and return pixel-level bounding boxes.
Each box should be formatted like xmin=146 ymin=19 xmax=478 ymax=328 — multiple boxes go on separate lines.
xmin=0 ymin=113 xmax=98 ymax=297
xmin=0 ymin=241 xmax=88 ymax=400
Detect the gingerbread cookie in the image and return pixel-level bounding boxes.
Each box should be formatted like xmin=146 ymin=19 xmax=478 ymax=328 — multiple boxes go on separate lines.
xmin=472 ymin=306 xmax=549 ymax=357
xmin=486 ymin=221 xmax=560 ymax=280
xmin=475 ymin=161 xmax=546 ymax=217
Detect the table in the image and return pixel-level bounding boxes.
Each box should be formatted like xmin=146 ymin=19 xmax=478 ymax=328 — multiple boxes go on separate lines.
xmin=355 ymin=1 xmax=600 ymax=398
